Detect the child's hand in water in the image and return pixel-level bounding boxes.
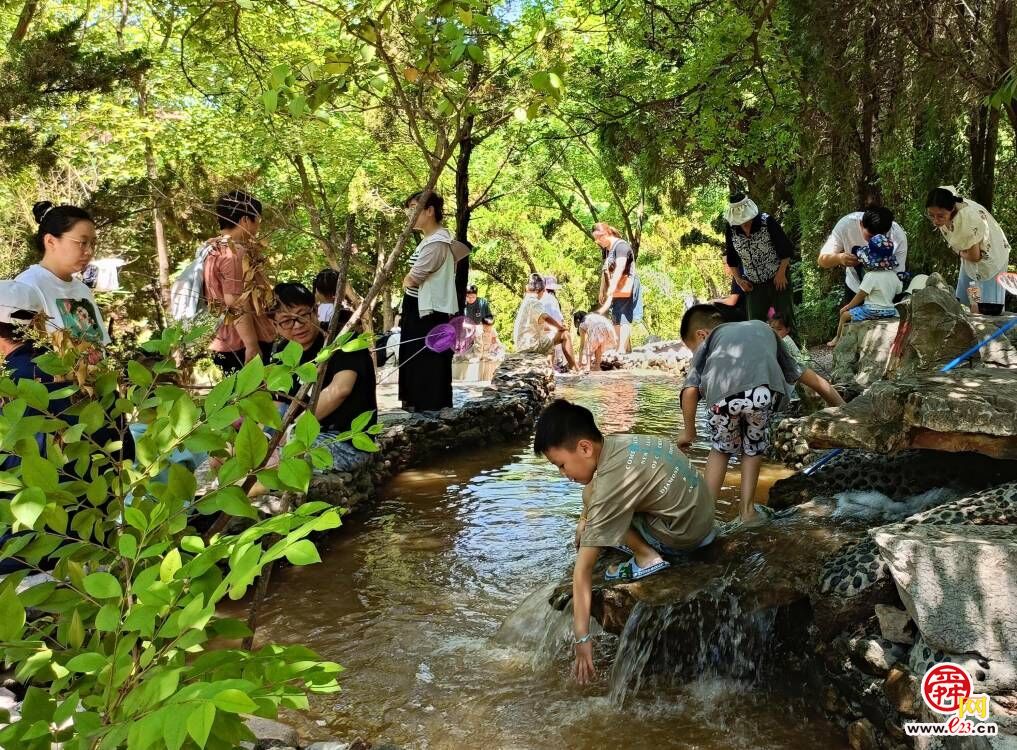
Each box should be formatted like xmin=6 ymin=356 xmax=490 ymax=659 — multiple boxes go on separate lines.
xmin=574 ymin=642 xmax=596 ymax=684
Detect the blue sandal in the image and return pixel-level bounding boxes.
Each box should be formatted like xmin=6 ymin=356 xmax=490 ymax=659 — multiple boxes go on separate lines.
xmin=604 ymin=557 xmax=670 ymax=581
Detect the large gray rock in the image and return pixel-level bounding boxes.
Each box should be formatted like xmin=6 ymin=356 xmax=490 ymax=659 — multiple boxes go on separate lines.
xmin=807 ymin=369 xmax=1017 ymax=459
xmin=242 ymin=716 xmax=300 ymax=749
xmin=871 ymin=524 xmax=1017 ymax=667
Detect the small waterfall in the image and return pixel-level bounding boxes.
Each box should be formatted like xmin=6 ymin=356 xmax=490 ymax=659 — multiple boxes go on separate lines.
xmin=607 ymin=577 xmax=777 ymax=706
xmin=493 ymin=582 xmax=602 ymax=666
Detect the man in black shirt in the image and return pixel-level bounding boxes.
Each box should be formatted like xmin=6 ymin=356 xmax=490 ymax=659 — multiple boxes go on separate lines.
xmin=271 ymin=282 xmax=378 ymax=472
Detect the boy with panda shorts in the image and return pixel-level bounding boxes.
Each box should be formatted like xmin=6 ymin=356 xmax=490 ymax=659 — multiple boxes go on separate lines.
xmin=678 ymin=305 xmax=845 ymax=523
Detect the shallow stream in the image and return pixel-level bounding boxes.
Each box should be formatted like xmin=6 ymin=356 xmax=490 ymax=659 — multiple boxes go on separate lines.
xmin=245 ymin=374 xmax=848 ymax=749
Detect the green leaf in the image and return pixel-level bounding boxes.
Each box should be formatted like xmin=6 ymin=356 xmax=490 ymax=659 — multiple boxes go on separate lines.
xmin=351 ymin=433 xmax=379 ymax=452
xmin=83 ymin=572 xmax=122 ymax=599
xmin=160 ymin=548 xmax=182 ymax=582
xmin=118 ymin=534 xmax=138 ymax=559
xmin=123 ymin=506 xmax=148 ymax=532
xmin=277 ymin=340 xmax=303 ymax=367
xmin=277 ymin=458 xmax=311 ymax=491
xmin=0 ymin=585 xmax=26 ymax=640
xmin=235 ymin=419 xmax=269 ymax=472
xmin=170 ymin=397 xmax=200 ymax=438
xmin=284 ymin=539 xmax=321 ymax=565
xmin=288 ymin=94 xmax=308 ymax=117
xmin=294 ymin=411 xmax=320 ymax=446
xmin=350 ymin=410 xmax=373 ymax=433
xmin=17 ymin=379 xmax=50 ymax=411
xmin=186 ymin=702 xmax=215 ymax=746
xmin=95 ymin=602 xmax=120 ymax=632
xmin=68 ymin=608 xmax=85 ymax=649
xmin=236 ymin=357 xmax=266 ymax=397
xmin=466 ymin=44 xmax=484 ymax=63
xmin=238 ymin=391 xmax=283 ymax=428
xmin=197 ymin=486 xmax=258 ymax=519
xmin=262 ymin=89 xmax=279 ymax=113
xmin=86 ymin=475 xmax=108 ymax=506
xmin=78 ymin=401 xmax=106 ymax=434
xmin=181 ymin=535 xmax=205 ymax=553
xmin=65 ymin=652 xmax=107 ymax=673
xmin=127 ymin=360 xmax=154 ymax=388
xmin=212 ymin=688 xmax=258 ymax=714
xmin=21 ymin=454 xmax=59 ymax=493
xmin=11 ymin=486 xmax=46 ymax=528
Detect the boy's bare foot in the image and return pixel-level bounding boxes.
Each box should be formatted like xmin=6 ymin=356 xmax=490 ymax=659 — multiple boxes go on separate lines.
xmin=826 ymin=338 xmax=838 ymax=348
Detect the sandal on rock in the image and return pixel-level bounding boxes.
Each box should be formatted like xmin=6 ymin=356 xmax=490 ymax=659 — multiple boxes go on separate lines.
xmin=605 ymin=557 xmax=670 ymax=581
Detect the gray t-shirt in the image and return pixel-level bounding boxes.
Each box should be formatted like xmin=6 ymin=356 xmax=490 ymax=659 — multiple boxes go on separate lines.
xmin=683 ymin=320 xmax=804 ymax=407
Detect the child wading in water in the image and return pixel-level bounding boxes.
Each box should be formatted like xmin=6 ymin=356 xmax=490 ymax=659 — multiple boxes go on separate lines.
xmin=573 ymin=310 xmax=617 ymax=371
xmin=534 ymin=399 xmax=716 ymax=684
xmin=829 ymin=234 xmax=903 ymax=346
xmin=680 ymin=305 xmax=845 ymax=523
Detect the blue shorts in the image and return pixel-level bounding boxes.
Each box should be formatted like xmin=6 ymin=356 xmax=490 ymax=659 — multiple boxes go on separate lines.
xmin=632 ymin=513 xmax=717 ymax=557
xmin=849 ymin=305 xmax=898 ymax=322
xmin=956 ymin=266 xmax=1007 ymax=307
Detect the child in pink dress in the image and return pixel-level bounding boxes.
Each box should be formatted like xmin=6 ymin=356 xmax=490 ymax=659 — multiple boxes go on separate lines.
xmin=573 ymin=310 xmax=618 ymax=371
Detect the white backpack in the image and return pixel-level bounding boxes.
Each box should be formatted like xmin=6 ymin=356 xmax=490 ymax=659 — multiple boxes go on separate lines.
xmin=169 ymin=241 xmax=215 ymax=322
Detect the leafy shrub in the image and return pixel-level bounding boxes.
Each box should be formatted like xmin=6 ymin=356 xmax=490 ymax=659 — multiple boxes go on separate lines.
xmin=0 ymin=325 xmax=378 ymax=750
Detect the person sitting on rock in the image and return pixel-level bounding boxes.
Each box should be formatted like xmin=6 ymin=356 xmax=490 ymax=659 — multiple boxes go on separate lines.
xmin=828 ymin=234 xmax=903 ymax=347
xmin=573 ymin=310 xmax=617 ymax=372
xmin=679 ymin=305 xmax=844 ymax=524
xmin=533 ymin=398 xmax=717 ymax=684
xmin=271 ymin=282 xmax=378 ymax=473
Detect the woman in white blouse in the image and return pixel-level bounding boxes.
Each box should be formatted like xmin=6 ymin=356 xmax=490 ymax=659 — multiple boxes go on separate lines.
xmin=399 ymin=191 xmax=463 ymax=411
xmin=926 ymin=186 xmax=1012 ymax=315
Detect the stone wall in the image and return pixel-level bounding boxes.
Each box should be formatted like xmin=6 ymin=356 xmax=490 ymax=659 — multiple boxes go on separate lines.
xmin=304 ymin=354 xmax=554 ymax=513
xmin=600 ymin=340 xmax=691 ymax=377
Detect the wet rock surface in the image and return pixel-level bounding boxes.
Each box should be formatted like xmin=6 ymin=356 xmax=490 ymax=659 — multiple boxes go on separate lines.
xmin=549 ymin=469 xmax=1017 ymax=749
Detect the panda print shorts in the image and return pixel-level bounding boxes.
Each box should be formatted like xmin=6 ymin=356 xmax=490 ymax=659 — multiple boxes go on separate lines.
xmin=708 ymin=385 xmax=779 ymax=457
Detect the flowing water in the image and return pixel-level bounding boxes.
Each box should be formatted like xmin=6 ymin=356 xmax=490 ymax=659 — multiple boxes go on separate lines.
xmin=244 ymin=374 xmax=848 ymax=749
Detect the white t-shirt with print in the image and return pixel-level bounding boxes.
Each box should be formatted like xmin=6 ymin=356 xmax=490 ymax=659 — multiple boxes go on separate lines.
xmin=15 ymin=264 xmax=110 ymax=345
xmin=860 ymin=270 xmax=903 ymax=310
xmin=820 ymin=212 xmax=909 ymax=293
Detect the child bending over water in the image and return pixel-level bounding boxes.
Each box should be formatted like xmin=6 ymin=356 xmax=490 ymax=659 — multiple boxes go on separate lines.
xmin=534 ymin=399 xmax=716 ymax=684
xmin=679 ymin=304 xmax=845 ymax=523
xmin=573 ymin=310 xmax=617 ymax=371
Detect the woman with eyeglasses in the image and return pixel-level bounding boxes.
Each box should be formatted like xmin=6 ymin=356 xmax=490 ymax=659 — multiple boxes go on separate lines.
xmin=926 ymin=186 xmax=1012 ymax=316
xmin=15 ymin=201 xmax=110 ymax=345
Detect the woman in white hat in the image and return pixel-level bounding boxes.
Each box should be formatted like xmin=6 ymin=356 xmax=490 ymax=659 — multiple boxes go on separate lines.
xmin=926 ymin=186 xmax=1011 ymax=315
xmin=723 ymin=192 xmax=796 ymax=330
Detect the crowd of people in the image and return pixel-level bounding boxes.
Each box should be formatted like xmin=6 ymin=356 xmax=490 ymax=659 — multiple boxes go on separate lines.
xmin=718 ymin=186 xmax=1012 ymax=345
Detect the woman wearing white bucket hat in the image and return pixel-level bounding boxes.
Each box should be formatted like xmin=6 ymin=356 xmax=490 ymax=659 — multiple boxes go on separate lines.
xmin=723 ymin=192 xmax=796 ymax=332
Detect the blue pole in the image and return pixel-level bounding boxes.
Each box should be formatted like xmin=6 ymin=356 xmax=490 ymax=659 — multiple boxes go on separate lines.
xmin=801 ymin=315 xmax=1017 ymax=477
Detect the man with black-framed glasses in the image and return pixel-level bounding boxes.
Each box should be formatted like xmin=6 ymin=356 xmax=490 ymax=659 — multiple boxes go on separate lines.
xmin=270 ymin=282 xmax=377 ymax=473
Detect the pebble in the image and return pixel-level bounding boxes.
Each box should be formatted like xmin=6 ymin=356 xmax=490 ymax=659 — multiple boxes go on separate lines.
xmin=874 ymin=604 xmax=915 ymax=645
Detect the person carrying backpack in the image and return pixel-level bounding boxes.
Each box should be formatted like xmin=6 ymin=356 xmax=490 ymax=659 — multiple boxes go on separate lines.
xmin=200 ymin=191 xmax=276 ymax=375
xmin=723 ymin=192 xmax=797 ymax=335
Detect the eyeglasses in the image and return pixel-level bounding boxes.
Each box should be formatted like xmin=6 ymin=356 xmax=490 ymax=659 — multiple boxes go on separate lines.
xmin=274 ymin=312 xmax=314 ymax=329
xmin=67 ymin=237 xmax=98 ymax=252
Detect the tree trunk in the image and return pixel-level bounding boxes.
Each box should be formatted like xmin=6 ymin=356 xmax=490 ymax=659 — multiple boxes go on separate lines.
xmin=969 ymin=104 xmax=1000 ymax=211
xmin=382 ymin=285 xmax=394 ymax=330
xmin=9 ymin=0 xmax=41 ymax=47
xmin=453 ymin=114 xmax=475 ymax=313
xmin=137 ymin=79 xmax=171 ymax=312
xmin=856 ymin=13 xmax=882 ymax=208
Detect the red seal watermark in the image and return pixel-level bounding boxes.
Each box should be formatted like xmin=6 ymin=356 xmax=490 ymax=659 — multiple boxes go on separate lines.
xmin=922 ymin=663 xmax=973 ymax=715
